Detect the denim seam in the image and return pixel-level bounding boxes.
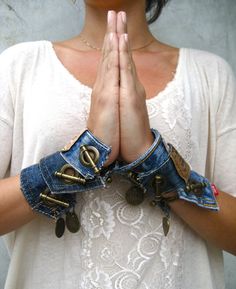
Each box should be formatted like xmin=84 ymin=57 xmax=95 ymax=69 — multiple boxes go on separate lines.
xmin=21 ymin=170 xmax=58 ymax=219
xmin=137 ymin=154 xmax=171 ymax=179
xmin=180 ymin=193 xmax=217 ymax=203
xmin=39 ymin=159 xmax=56 ymax=190
xmin=115 ymin=130 xmax=161 ymax=172
xmin=178 ymin=195 xmax=218 ymax=209
xmin=20 ymin=171 xmax=36 ymax=209
xmin=131 ymin=135 xmax=162 ymax=170
xmin=86 ymin=130 xmax=111 ymax=151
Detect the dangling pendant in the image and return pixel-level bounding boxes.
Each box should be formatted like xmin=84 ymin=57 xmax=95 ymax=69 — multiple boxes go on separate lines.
xmin=125 ymin=186 xmax=145 ymax=206
xmin=66 ymin=210 xmax=80 ymax=233
xmin=55 ymin=217 xmax=65 ymax=238
xmin=162 ymin=216 xmax=170 ymax=237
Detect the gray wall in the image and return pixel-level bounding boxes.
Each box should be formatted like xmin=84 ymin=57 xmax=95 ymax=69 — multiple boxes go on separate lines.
xmin=0 ymin=0 xmax=235 ymax=288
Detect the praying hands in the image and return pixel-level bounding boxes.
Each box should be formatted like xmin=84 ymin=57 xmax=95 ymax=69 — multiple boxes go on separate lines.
xmin=87 ymin=11 xmax=154 ymax=165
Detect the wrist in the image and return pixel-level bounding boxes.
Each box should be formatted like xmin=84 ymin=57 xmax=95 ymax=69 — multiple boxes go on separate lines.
xmin=121 ymin=132 xmax=155 ymax=163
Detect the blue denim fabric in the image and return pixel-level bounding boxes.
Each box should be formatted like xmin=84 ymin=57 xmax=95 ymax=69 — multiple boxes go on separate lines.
xmin=115 ymin=129 xmax=219 ymax=212
xmin=20 ymin=130 xmax=112 ymax=219
xmin=61 ymin=130 xmax=111 ymax=179
xmin=20 ymin=163 xmax=76 ymax=219
xmin=40 ymin=152 xmax=108 ymax=194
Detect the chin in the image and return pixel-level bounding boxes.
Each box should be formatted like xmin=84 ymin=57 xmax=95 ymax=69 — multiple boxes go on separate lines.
xmin=84 ymin=0 xmax=128 ymax=10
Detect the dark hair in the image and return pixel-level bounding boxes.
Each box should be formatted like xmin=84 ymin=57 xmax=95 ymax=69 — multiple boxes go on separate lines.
xmin=146 ymin=0 xmax=170 ymax=24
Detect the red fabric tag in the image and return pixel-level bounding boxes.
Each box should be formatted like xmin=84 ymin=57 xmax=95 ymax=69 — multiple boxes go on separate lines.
xmin=211 ymin=184 xmax=220 ymax=197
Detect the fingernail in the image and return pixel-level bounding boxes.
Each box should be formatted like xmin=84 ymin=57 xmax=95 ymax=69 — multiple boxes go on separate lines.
xmin=121 ymin=11 xmax=126 ymax=23
xmin=124 ymin=34 xmax=128 ymax=42
xmin=108 ymin=10 xmax=113 ymax=23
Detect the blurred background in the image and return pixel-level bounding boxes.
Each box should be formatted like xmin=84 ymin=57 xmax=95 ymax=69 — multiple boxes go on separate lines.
xmin=0 ymin=0 xmax=235 ymax=288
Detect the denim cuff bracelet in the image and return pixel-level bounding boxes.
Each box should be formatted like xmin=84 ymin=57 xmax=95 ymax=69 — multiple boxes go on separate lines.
xmin=115 ymin=129 xmax=219 ymax=235
xmin=20 ymin=130 xmax=112 ymax=237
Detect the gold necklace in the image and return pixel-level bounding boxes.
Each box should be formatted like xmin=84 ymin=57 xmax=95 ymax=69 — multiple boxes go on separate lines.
xmin=79 ymin=35 xmax=155 ymax=51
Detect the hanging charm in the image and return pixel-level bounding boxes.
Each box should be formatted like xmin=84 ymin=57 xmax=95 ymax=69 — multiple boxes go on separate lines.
xmin=66 ymin=210 xmax=80 ymax=233
xmin=125 ymin=186 xmax=145 ymax=206
xmin=169 ymin=144 xmax=190 ymax=184
xmin=162 ymin=216 xmax=170 ymax=236
xmin=55 ymin=217 xmax=66 ymax=238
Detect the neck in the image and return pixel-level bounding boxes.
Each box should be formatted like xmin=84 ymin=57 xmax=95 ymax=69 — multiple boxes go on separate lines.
xmin=80 ymin=1 xmax=154 ymax=50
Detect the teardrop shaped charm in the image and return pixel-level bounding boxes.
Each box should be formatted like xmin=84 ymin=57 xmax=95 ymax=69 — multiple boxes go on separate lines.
xmin=66 ymin=211 xmax=80 ymax=233
xmin=55 ymin=217 xmax=65 ymax=238
xmin=162 ymin=216 xmax=170 ymax=236
xmin=125 ymin=186 xmax=144 ymax=206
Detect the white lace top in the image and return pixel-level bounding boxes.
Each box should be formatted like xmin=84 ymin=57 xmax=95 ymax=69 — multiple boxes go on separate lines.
xmin=0 ymin=41 xmax=236 ymax=289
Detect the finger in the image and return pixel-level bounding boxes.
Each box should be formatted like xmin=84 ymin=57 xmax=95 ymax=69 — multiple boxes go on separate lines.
xmin=103 ymin=33 xmax=119 ymax=87
xmin=119 ymin=33 xmax=136 ymax=91
xmin=96 ymin=11 xmax=117 ymax=84
xmin=101 ymin=10 xmax=117 ymax=53
xmin=117 ymin=11 xmax=127 ymax=37
xmin=95 ymin=32 xmax=119 ymax=90
xmin=107 ymin=10 xmax=117 ymax=33
xmin=95 ymin=34 xmax=119 ymax=89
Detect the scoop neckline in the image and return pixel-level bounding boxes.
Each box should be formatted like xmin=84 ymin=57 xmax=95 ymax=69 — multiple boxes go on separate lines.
xmin=45 ymin=40 xmax=184 ymax=102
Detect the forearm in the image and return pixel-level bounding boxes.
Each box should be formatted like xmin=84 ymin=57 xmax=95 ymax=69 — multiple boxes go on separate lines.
xmin=170 ymin=191 xmax=236 ymax=255
xmin=0 ymin=175 xmax=36 ymax=235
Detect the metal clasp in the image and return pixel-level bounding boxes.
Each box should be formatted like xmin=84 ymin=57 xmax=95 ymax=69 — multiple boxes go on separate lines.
xmin=40 ymin=191 xmax=69 ymax=208
xmin=79 ymin=145 xmax=100 ymax=174
xmin=55 ymin=164 xmax=86 ymax=185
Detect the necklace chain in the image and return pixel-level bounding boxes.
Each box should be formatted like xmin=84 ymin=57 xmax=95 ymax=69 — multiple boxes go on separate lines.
xmin=79 ymin=35 xmax=155 ymax=51
xmin=79 ymin=36 xmax=101 ymax=51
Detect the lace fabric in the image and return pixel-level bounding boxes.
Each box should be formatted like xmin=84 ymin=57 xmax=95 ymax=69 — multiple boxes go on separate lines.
xmin=75 ymin=77 xmax=191 ymax=288
xmin=79 ymin=176 xmax=185 ymax=289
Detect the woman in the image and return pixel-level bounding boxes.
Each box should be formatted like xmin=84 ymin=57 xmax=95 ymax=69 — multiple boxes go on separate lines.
xmin=0 ymin=0 xmax=236 ymax=288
